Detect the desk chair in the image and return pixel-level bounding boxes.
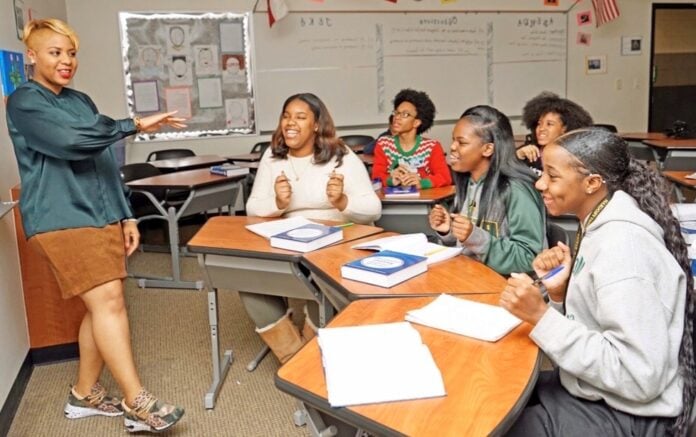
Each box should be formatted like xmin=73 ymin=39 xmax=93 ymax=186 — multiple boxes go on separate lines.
xmin=250 ymin=141 xmax=271 ymax=155
xmin=120 ymin=163 xmax=195 ymax=248
xmin=547 ymin=222 xmax=569 ymax=247
xmin=120 ymin=163 xmax=166 ymax=215
xmin=662 ymin=151 xmax=696 ymax=202
xmin=340 ymin=135 xmax=374 ymax=149
xmin=146 ymin=148 xmax=195 ymax=162
xmin=593 ymin=124 xmax=618 ymax=133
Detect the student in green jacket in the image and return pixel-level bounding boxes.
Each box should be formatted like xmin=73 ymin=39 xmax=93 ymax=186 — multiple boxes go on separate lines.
xmin=6 ymin=19 xmax=185 ymax=434
xmin=429 ymin=105 xmax=545 ymax=275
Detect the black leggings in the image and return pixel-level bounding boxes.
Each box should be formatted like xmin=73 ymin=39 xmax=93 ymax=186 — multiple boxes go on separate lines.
xmin=505 ymin=370 xmax=671 ymax=437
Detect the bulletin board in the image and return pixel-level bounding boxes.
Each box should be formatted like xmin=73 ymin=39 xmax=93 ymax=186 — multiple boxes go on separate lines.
xmin=118 ymin=12 xmax=256 ymax=141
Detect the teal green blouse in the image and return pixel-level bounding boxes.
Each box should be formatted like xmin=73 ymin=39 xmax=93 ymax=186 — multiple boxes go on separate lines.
xmin=6 ymin=81 xmax=137 ymax=238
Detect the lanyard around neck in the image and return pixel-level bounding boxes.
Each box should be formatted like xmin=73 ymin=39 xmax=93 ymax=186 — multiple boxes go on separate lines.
xmin=564 ymin=196 xmax=610 ymax=311
xmin=572 ymin=196 xmax=610 ymax=257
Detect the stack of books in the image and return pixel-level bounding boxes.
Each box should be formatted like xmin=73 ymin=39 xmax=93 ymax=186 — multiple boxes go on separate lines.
xmin=318 ymin=322 xmax=446 ymax=407
xmin=210 ymin=163 xmax=250 ymax=177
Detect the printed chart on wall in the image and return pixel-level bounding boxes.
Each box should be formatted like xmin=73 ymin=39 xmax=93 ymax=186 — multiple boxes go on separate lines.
xmin=254 ymin=12 xmax=566 ymax=130
xmin=119 ymin=12 xmax=256 ymax=141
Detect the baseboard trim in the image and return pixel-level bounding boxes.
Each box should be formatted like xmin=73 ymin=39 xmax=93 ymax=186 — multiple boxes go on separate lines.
xmin=31 ymin=342 xmax=80 ymax=365
xmin=0 ymin=352 xmax=33 ymax=436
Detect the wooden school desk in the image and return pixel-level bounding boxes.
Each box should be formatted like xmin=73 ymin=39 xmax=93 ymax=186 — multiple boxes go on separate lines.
xmin=228 ymin=151 xmax=262 ymax=163
xmin=126 ymin=168 xmax=244 ymax=289
xmin=643 ymin=138 xmax=696 ymax=165
xmin=149 ymin=154 xmax=229 ymax=173
xmin=375 ymin=185 xmax=456 ymax=236
xmin=663 ymin=170 xmax=696 ymax=189
xmin=276 ymin=295 xmax=540 ymax=437
xmin=620 ymin=132 xmax=667 ymax=162
xmin=302 ymin=232 xmax=505 ymax=311
xmin=187 ymin=216 xmax=382 ymax=409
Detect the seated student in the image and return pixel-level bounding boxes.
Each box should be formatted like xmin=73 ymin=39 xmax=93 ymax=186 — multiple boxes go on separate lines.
xmin=363 ymin=114 xmax=395 ymax=155
xmin=371 ymin=89 xmax=452 ymax=189
xmin=516 ymin=92 xmax=593 ymax=173
xmin=245 ymin=93 xmax=381 ymax=363
xmin=429 ymin=105 xmax=544 ymax=276
xmin=500 ymin=128 xmax=695 ymax=437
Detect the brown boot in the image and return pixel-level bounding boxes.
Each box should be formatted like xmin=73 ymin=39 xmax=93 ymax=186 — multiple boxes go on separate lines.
xmin=301 ymin=304 xmax=318 ymax=342
xmin=256 ymin=309 xmax=304 ymax=363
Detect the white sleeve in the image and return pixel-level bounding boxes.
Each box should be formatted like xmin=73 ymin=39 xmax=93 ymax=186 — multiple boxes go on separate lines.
xmin=339 ymin=152 xmax=382 ymax=224
xmin=245 ymin=150 xmax=286 ymax=217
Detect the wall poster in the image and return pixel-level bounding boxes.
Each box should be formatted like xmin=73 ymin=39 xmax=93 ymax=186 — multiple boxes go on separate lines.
xmin=119 ymin=12 xmax=256 ymax=141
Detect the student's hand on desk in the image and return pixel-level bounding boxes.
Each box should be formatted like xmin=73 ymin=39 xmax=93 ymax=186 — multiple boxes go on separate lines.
xmin=401 ymin=173 xmax=421 ymax=187
xmin=499 ymin=273 xmax=548 ymax=325
xmin=429 ymin=204 xmax=451 ymax=233
xmin=532 ymin=241 xmax=573 ymax=301
xmin=389 ymin=167 xmax=406 ymax=185
xmin=122 ymin=221 xmax=140 ymax=257
xmin=138 ymin=111 xmax=188 ymax=133
xmin=451 ymin=214 xmax=474 ymax=242
xmin=326 ymin=171 xmax=348 ymax=211
xmin=515 ymin=144 xmax=540 ymax=162
xmin=274 ymin=172 xmax=292 ymax=210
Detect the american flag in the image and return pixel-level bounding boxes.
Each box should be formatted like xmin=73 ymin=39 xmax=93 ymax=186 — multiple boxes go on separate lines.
xmin=592 ymin=0 xmax=620 ymax=26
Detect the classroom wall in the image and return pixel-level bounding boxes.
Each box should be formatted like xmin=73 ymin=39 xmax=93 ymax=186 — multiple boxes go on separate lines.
xmin=0 ymin=0 xmax=67 ymax=411
xmin=63 ymin=0 xmax=695 ymax=158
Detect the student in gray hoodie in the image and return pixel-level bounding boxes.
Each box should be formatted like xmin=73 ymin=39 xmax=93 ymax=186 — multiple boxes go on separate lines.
xmin=500 ymin=128 xmax=695 ymax=436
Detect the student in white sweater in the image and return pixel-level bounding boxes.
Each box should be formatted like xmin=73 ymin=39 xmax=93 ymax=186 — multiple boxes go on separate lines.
xmin=500 ymin=128 xmax=696 ymax=436
xmin=244 ymin=93 xmax=381 ymax=363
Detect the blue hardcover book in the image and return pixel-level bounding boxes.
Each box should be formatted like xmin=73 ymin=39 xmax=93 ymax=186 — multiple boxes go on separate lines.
xmin=210 ymin=163 xmax=250 ymax=177
xmin=383 ymin=185 xmax=419 ymax=198
xmin=341 ymin=250 xmax=428 ymax=288
xmin=270 ymin=223 xmax=343 ymax=253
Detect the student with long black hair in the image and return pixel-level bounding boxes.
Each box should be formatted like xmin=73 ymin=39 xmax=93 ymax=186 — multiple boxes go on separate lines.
xmin=501 ymin=128 xmax=695 ymax=436
xmin=429 ymin=105 xmax=545 ymax=275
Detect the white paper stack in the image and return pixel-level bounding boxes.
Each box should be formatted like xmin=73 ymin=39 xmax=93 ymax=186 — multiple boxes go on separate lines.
xmin=405 ymin=294 xmax=522 ymax=342
xmin=317 ymin=322 xmax=446 ymax=407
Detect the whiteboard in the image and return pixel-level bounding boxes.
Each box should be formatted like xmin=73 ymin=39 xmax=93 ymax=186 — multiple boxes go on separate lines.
xmin=253 ymin=12 xmax=566 ymax=130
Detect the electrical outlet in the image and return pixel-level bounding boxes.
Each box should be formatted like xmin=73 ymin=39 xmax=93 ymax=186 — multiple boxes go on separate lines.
xmin=633 ymin=78 xmax=640 ymax=90
xmin=615 ymin=79 xmax=622 ymax=90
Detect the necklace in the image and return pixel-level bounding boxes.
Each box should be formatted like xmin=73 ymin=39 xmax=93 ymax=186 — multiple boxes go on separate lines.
xmin=288 ymin=155 xmax=312 ymax=181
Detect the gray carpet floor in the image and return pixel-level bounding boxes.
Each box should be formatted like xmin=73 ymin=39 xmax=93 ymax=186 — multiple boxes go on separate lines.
xmin=8 ymin=248 xmax=309 ymax=437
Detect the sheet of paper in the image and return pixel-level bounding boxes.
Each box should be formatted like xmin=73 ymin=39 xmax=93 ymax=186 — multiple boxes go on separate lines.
xmin=405 ymin=294 xmax=522 ymax=342
xmin=245 ymin=216 xmax=316 ymax=239
xmin=352 ymin=233 xmax=461 ymax=265
xmin=318 ymin=322 xmax=446 ymax=407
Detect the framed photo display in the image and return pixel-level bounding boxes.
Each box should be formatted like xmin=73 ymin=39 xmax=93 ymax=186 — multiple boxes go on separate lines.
xmin=119 ymin=12 xmax=256 ymax=141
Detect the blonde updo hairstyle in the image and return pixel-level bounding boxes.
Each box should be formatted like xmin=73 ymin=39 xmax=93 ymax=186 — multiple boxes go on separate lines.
xmin=23 ymin=18 xmax=79 ymax=51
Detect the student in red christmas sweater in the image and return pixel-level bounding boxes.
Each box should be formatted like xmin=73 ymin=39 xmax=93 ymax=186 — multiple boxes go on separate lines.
xmin=371 ymin=89 xmax=452 ymax=189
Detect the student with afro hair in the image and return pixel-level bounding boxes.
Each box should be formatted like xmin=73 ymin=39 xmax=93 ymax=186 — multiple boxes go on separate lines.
xmin=371 ymin=89 xmax=452 ymax=189
xmin=516 ymin=92 xmax=593 ymax=174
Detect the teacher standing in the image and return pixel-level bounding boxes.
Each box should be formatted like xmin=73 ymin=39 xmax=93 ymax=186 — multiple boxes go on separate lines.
xmin=6 ymin=19 xmax=185 ymax=434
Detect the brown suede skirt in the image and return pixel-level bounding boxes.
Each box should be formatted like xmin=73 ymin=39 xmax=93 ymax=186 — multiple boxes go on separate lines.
xmin=28 ymin=223 xmax=127 ymax=299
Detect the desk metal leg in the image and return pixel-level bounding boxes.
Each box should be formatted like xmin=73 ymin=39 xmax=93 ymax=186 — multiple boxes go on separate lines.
xmin=204 ymin=285 xmax=233 ymax=409
xmin=137 ymin=206 xmax=204 ymax=290
xmin=293 ymin=401 xmax=338 ymax=437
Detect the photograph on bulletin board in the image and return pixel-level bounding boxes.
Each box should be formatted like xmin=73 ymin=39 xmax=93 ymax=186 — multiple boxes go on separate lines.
xmin=119 ymin=11 xmax=256 ymax=141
